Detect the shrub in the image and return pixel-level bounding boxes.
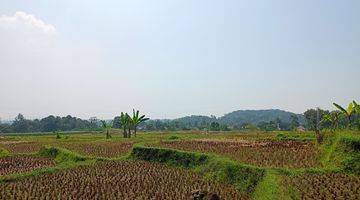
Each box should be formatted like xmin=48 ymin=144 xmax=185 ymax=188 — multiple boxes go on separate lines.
xmin=168 ymin=135 xmax=180 ymax=140
xmin=38 ymin=146 xmax=87 ymax=164
xmin=130 ymin=146 xmax=207 ymax=168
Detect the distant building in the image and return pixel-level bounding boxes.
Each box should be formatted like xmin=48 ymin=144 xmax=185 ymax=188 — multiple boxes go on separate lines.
xmin=296 ymin=126 xmax=306 ymax=132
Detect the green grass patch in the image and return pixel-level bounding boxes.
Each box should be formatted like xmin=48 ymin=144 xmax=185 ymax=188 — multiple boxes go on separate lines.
xmin=38 ymin=146 xmax=88 ymax=164
xmin=335 ymin=135 xmax=360 ymax=175
xmin=0 ymin=148 xmax=10 ymax=157
xmin=253 ymin=170 xmax=283 ymax=200
xmin=130 ymin=145 xmax=208 ymax=168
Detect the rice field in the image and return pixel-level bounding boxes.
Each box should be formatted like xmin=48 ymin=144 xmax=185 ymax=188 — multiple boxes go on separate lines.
xmin=158 ymin=139 xmax=321 ymax=168
xmin=0 ymin=161 xmax=242 ymax=200
xmin=0 ymin=155 xmax=54 ymax=176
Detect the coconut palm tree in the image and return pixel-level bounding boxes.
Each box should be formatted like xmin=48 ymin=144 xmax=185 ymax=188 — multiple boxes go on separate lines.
xmin=333 ymin=102 xmax=355 ymax=129
xmin=131 ymin=109 xmax=149 ymax=137
xmin=101 ymin=120 xmax=112 ymax=139
xmin=120 ymin=112 xmax=131 ymax=138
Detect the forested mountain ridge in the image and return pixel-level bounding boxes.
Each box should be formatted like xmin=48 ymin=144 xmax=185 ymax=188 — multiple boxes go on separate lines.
xmin=219 ymin=109 xmax=305 ymax=127
xmin=141 ymin=109 xmax=304 ymax=131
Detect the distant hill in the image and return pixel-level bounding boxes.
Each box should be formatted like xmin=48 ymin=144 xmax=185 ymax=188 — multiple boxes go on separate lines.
xmin=173 ymin=115 xmax=215 ymax=127
xmin=219 ymin=109 xmax=304 ymax=127
xmin=170 ymin=109 xmax=305 ymax=127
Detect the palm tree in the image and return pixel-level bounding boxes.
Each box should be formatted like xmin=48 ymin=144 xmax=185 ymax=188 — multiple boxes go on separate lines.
xmin=131 ymin=109 xmax=149 ymax=137
xmin=101 ymin=120 xmax=112 ymax=139
xmin=120 ymin=112 xmax=130 ymax=138
xmin=333 ymin=102 xmax=355 ymax=129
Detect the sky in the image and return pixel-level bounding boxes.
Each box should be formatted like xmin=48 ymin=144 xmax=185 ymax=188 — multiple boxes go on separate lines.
xmin=0 ymin=0 xmax=359 ymax=120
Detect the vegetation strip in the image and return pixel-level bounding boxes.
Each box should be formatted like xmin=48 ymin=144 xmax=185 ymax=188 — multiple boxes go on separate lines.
xmin=253 ymin=170 xmax=283 ymax=200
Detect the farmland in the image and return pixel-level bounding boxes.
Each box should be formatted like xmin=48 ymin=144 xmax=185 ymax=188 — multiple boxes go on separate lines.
xmin=0 ymin=130 xmax=359 ymax=199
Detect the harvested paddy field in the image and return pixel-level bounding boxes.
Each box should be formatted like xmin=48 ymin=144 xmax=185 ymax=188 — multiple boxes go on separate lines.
xmin=0 ymin=160 xmax=242 ymax=200
xmin=159 ymin=139 xmax=321 ymax=168
xmin=0 ymin=155 xmax=55 ymax=176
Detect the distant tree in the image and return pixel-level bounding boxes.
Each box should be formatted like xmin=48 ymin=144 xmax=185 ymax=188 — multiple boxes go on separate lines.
xmin=219 ymin=123 xmax=230 ymax=131
xmin=89 ymin=117 xmax=99 ymax=130
xmin=290 ymin=115 xmax=300 ymax=130
xmin=130 ymin=109 xmax=149 ymax=137
xmin=112 ymin=116 xmax=121 ymax=128
xmin=321 ymin=111 xmax=341 ymax=132
xmin=12 ymin=114 xmax=30 ymax=133
xmin=304 ymin=109 xmax=329 ymax=131
xmin=258 ymin=121 xmax=277 ymax=131
xmin=209 ymin=122 xmax=220 ymax=131
xmin=101 ymin=120 xmax=112 ymax=139
xmin=0 ymin=123 xmax=12 ymax=133
xmin=333 ymin=102 xmax=355 ymax=129
xmin=352 ymin=101 xmax=360 ymax=130
xmin=40 ymin=115 xmax=59 ymax=132
xmin=120 ymin=112 xmax=131 ymax=138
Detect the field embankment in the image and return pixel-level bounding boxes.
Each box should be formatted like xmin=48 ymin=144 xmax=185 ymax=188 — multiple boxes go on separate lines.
xmin=130 ymin=145 xmax=265 ymax=197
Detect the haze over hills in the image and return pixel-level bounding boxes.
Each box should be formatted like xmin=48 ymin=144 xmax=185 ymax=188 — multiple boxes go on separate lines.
xmin=219 ymin=109 xmax=305 ymax=126
xmin=166 ymin=109 xmax=305 ymax=127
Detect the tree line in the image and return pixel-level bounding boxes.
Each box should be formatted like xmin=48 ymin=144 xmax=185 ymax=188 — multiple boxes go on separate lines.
xmin=0 ymin=114 xmax=99 ymax=133
xmin=1 ymin=101 xmax=359 ymax=134
xmin=304 ymin=101 xmax=360 ymax=131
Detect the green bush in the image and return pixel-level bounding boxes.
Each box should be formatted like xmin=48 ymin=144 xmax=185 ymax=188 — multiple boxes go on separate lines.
xmin=337 ymin=136 xmax=360 ymax=175
xmin=131 ymin=146 xmax=207 ymax=168
xmin=168 ymin=135 xmax=180 ymax=140
xmin=0 ymin=148 xmax=9 ymax=157
xmin=38 ymin=146 xmax=87 ymax=163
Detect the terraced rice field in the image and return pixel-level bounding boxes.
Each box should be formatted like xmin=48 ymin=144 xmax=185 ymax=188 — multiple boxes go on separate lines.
xmin=0 ymin=155 xmax=55 ymax=176
xmin=159 ymin=140 xmax=321 ymax=168
xmin=0 ymin=161 xmax=242 ymax=200
xmin=282 ymin=173 xmax=360 ymax=200
xmin=57 ymin=141 xmax=134 ymax=158
xmin=0 ymin=141 xmax=43 ymax=154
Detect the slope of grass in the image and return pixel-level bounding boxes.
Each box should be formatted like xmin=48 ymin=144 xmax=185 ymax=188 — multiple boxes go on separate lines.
xmin=0 ymin=146 xmax=97 ymax=183
xmin=253 ymin=170 xmax=284 ymax=200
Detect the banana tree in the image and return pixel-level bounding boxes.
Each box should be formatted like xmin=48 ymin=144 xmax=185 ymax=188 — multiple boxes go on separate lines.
xmin=101 ymin=120 xmax=112 ymax=139
xmin=333 ymin=102 xmax=355 ymax=129
xmin=353 ymin=101 xmax=360 ymax=130
xmin=354 ymin=101 xmax=360 ymax=113
xmin=120 ymin=112 xmax=131 ymax=138
xmin=131 ymin=109 xmax=149 ymax=137
xmin=321 ymin=111 xmax=341 ymax=132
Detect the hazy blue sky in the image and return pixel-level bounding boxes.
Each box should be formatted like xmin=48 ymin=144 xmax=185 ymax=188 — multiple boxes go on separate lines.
xmin=0 ymin=0 xmax=359 ymax=120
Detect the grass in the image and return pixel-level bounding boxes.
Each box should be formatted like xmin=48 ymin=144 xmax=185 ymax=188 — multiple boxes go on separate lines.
xmin=253 ymin=170 xmax=283 ymax=200
xmin=0 ymin=148 xmax=9 ymax=157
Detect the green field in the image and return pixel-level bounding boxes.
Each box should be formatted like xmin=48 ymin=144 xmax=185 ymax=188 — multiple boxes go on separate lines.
xmin=0 ymin=130 xmax=359 ymax=199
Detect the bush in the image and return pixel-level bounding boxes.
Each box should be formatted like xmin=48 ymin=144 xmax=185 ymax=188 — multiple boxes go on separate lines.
xmin=38 ymin=146 xmax=87 ymax=163
xmin=131 ymin=146 xmax=207 ymax=168
xmin=0 ymin=148 xmax=9 ymax=157
xmin=334 ymin=136 xmax=360 ymax=175
xmin=168 ymin=135 xmax=180 ymax=140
